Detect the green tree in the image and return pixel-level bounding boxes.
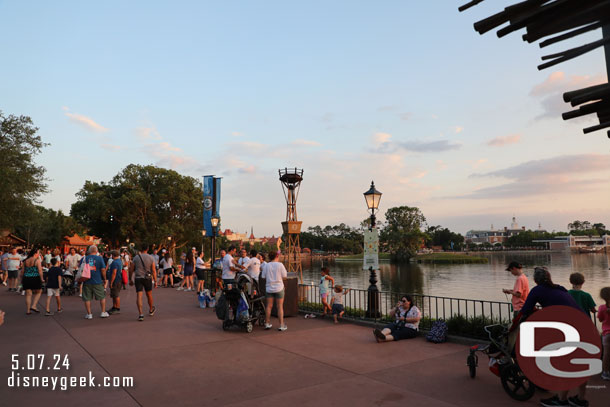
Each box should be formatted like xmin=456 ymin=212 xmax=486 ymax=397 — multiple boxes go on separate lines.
xmin=0 ymin=111 xmax=49 ymax=229
xmin=379 ymin=206 xmax=427 ymax=262
xmin=425 ymin=225 xmax=464 ymax=251
xmin=71 ymin=165 xmax=203 ymax=250
xmin=15 ymin=206 xmax=84 ymax=247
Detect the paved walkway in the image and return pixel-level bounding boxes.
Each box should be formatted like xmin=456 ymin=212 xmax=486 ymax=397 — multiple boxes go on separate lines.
xmin=0 ymin=286 xmax=607 ymax=406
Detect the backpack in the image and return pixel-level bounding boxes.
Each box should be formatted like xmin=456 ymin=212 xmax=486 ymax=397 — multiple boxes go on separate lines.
xmin=215 ymin=293 xmax=228 ymax=320
xmin=425 ymin=320 xmax=448 ymax=343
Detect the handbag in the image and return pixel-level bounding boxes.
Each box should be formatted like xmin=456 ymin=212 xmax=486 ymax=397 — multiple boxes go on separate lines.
xmin=76 ymin=256 xmax=91 ymax=283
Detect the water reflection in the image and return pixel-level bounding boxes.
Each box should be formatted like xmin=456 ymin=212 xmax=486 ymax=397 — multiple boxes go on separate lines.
xmin=302 ymin=252 xmax=609 ymax=304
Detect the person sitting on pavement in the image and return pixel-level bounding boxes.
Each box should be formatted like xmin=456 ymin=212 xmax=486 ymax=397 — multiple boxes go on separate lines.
xmin=373 ymin=294 xmax=421 ymax=342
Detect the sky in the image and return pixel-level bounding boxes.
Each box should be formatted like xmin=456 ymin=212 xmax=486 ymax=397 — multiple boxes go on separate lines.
xmin=1 ymin=0 xmax=609 ymax=237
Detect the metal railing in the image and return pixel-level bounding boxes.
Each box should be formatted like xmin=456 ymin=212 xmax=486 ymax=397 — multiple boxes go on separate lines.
xmin=298 ymin=283 xmax=514 ymax=330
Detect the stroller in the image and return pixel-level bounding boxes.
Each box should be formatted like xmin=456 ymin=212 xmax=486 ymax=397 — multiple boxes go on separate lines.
xmin=466 ymin=318 xmax=536 ymax=401
xmin=215 ymin=272 xmax=266 ymax=333
xmin=61 ymin=269 xmax=77 ymax=296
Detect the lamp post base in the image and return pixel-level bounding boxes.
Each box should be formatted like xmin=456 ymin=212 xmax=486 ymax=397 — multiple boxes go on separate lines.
xmin=365 ymin=267 xmax=381 ymax=319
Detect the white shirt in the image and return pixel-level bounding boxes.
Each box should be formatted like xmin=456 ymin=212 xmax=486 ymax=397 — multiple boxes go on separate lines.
xmin=243 ymin=257 xmax=261 ymax=281
xmin=260 ymin=261 xmax=287 ymax=293
xmin=238 ymin=256 xmax=250 ymax=266
xmin=395 ymin=306 xmax=421 ymax=330
xmin=160 ymin=257 xmax=173 ymax=269
xmin=65 ymin=254 xmax=82 ymax=271
xmin=6 ymin=254 xmax=21 ymax=270
xmin=196 ymin=257 xmax=205 ymax=269
xmin=222 ymin=254 xmax=235 ymax=280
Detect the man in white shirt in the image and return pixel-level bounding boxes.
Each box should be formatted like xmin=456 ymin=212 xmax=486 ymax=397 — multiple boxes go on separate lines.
xmin=221 ymin=246 xmax=242 ymax=285
xmin=0 ymin=250 xmax=8 ymax=286
xmin=64 ymin=248 xmax=82 ymax=276
xmin=243 ymin=250 xmax=261 ymax=282
xmin=6 ymin=248 xmax=22 ymax=292
xmin=237 ymin=249 xmax=250 ymax=267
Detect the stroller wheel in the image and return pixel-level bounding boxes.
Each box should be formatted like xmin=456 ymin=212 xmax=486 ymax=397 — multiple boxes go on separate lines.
xmin=258 ymin=315 xmax=266 ymax=326
xmin=500 ymin=363 xmax=536 ymax=401
xmin=466 ymin=353 xmax=477 ymax=379
xmin=245 ymin=322 xmax=253 ymax=333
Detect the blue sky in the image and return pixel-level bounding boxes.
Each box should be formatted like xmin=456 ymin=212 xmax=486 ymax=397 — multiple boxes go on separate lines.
xmin=1 ymin=1 xmax=609 ymax=236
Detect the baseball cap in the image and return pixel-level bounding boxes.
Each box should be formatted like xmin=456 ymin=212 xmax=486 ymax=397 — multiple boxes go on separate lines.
xmin=506 ymin=261 xmax=523 ymax=271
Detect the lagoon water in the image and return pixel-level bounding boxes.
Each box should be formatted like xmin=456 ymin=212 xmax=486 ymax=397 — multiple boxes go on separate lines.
xmin=302 ymin=252 xmax=610 ymax=305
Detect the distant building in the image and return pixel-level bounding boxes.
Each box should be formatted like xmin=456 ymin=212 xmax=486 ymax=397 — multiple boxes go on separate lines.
xmin=465 ymin=217 xmax=546 ymax=245
xmin=219 ymin=227 xmax=279 ymax=249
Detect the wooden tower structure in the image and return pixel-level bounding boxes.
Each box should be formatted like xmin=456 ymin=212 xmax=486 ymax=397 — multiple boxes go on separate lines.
xmin=279 ymin=168 xmax=303 ymax=281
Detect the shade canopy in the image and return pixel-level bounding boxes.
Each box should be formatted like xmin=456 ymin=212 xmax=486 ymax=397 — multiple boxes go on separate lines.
xmin=363 ymin=181 xmax=382 ymax=211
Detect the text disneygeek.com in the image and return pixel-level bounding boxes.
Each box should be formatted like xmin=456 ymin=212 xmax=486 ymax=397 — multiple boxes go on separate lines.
xmin=7 ymin=354 xmax=134 ymax=391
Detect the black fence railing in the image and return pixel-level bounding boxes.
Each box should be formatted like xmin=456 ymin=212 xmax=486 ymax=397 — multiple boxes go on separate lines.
xmin=298 ymin=283 xmax=514 ymax=331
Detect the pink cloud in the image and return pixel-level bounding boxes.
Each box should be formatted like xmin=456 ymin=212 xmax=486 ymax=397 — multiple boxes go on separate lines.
xmin=487 ymin=134 xmax=521 ymax=147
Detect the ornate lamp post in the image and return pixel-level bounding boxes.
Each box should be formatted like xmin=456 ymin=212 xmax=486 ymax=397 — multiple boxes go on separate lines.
xmin=201 ymin=229 xmax=206 ymax=256
xmin=363 ymin=181 xmax=382 ymax=318
xmin=210 ymin=216 xmax=220 ymax=291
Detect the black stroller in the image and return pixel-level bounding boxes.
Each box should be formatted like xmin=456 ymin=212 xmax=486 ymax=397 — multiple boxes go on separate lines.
xmin=61 ymin=269 xmax=77 ymax=296
xmin=215 ymin=272 xmax=266 ymax=333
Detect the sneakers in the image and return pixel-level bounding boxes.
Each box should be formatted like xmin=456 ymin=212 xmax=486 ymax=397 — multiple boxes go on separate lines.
xmin=84 ymin=314 xmax=93 ymax=320
xmin=149 ymin=306 xmax=156 ymax=316
xmin=57 ymin=308 xmax=63 ymax=313
xmin=278 ymin=325 xmax=288 ymax=331
xmin=568 ymin=396 xmax=589 ymax=407
xmin=2 ymin=281 xmax=6 ymax=286
xmin=138 ymin=315 xmax=144 ymax=321
xmin=45 ymin=311 xmax=53 ymax=316
xmin=601 ymin=371 xmax=610 ymax=381
xmin=108 ymin=308 xmax=120 ymax=315
xmin=540 ymin=395 xmax=569 ymax=407
xmin=176 ymin=287 xmax=184 ymax=291
xmin=100 ymin=311 xmax=110 ymax=318
xmin=264 ymin=323 xmax=272 ymax=330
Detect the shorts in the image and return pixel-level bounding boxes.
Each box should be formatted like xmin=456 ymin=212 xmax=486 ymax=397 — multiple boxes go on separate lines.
xmin=135 ymin=278 xmax=153 ymax=292
xmin=321 ymin=292 xmax=328 ymax=301
xmin=383 ymin=322 xmax=418 ymax=341
xmin=163 ymin=268 xmax=173 ymax=276
xmin=82 ymin=283 xmax=105 ymax=301
xmin=266 ymin=290 xmax=285 ymax=299
xmin=110 ymin=281 xmax=122 ymax=298
xmin=22 ymin=276 xmax=42 ymax=290
xmin=332 ymin=304 xmax=344 ymax=315
xmin=47 ymin=288 xmax=60 ymax=297
xmin=8 ymin=270 xmax=18 ymax=279
xmin=195 ymin=268 xmax=205 ymax=280
xmin=183 ymin=265 xmax=193 ymax=277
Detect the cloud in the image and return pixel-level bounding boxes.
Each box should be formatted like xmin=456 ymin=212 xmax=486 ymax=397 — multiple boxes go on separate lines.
xmin=373 ymin=133 xmax=461 ymax=154
xmin=159 ymin=141 xmax=181 ymax=152
xmin=292 ymin=139 xmax=321 ymax=147
xmin=436 ymin=160 xmax=448 ymax=171
xmin=135 ymin=126 xmax=161 ymax=140
xmin=530 ymin=71 xmax=607 ymax=120
xmin=100 ymin=144 xmax=123 ymax=152
xmin=377 ymin=106 xmax=396 ymax=112
xmin=320 ymin=113 xmax=334 ymax=123
xmin=63 ymin=108 xmax=108 ymax=132
xmin=399 ymin=112 xmax=412 ymax=121
xmin=469 ymin=158 xmax=488 ymax=169
xmin=452 ymin=154 xmax=610 ymax=199
xmin=454 ymin=126 xmax=464 ymax=134
xmin=471 ymin=154 xmax=610 ymax=180
xmin=487 ymin=134 xmax=521 ymax=147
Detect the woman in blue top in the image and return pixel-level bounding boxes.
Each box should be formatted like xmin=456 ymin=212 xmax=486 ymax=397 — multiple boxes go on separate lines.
xmin=21 ymin=248 xmax=43 ymax=315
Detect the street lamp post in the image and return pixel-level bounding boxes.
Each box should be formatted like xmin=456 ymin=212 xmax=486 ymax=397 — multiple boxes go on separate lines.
xmin=201 ymin=229 xmax=206 ymax=256
xmin=363 ymin=181 xmax=382 ymax=319
xmin=210 ymin=216 xmax=220 ymax=291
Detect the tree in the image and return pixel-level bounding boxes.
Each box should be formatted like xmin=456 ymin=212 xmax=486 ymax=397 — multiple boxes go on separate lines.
xmin=379 ymin=206 xmax=427 ymax=262
xmin=71 ymin=165 xmax=203 ymax=250
xmin=14 ymin=206 xmax=84 ymax=247
xmin=0 ymin=111 xmax=49 ymax=229
xmin=425 ymin=225 xmax=464 ymax=251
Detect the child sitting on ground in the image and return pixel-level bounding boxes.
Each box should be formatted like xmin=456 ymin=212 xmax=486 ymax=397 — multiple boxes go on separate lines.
xmin=45 ymin=258 xmax=62 ymax=316
xmin=568 ymin=272 xmax=597 ymax=318
xmin=331 ymin=285 xmax=350 ymax=324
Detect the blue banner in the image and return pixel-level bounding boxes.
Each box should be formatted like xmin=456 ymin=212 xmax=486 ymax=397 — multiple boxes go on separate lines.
xmin=203 ymin=176 xmax=221 ymax=236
